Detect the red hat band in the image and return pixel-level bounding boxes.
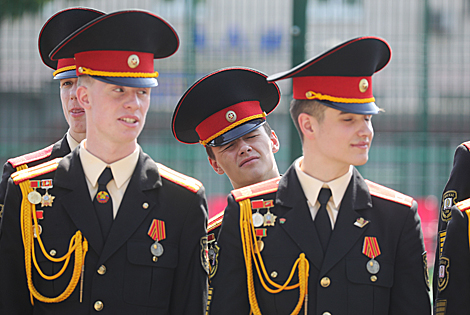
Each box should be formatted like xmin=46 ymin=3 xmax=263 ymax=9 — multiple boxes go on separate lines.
xmin=293 ymin=76 xmax=375 ymax=103
xmin=196 ymin=101 xmax=266 ymax=146
xmin=53 ymin=58 xmax=76 ymax=77
xmin=74 ymin=50 xmax=158 ymax=78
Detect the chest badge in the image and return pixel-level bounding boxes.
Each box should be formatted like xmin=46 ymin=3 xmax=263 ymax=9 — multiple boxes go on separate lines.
xmin=148 ymin=219 xmax=166 ymax=262
xmin=362 ymin=236 xmax=381 ymax=276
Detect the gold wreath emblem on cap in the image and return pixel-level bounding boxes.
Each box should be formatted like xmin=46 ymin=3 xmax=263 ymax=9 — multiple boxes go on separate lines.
xmin=128 ymin=54 xmax=140 ymax=69
xmin=226 ymin=110 xmax=237 ymax=123
xmin=359 ymin=78 xmax=369 ymax=93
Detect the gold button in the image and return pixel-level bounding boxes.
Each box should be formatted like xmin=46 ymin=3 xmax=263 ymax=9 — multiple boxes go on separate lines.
xmin=97 ymin=265 xmax=107 ymax=275
xmin=305 ymin=91 xmax=314 ymax=99
xmin=94 ymin=301 xmax=104 ymax=311
xmin=49 ymin=249 xmax=57 ymax=257
xmin=142 ymin=202 xmax=149 ymax=209
xmin=153 ymin=256 xmax=158 ymax=262
xmin=127 ymin=54 xmax=140 ymax=68
xmin=78 ymin=66 xmax=84 ymax=73
xmin=320 ymin=277 xmax=330 ymax=287
xmin=370 ymin=275 xmax=377 ymax=282
xmin=323 ymin=312 xmax=332 ymax=315
xmin=270 ymin=271 xmax=278 ymax=278
xmin=359 ymin=78 xmax=369 ymax=93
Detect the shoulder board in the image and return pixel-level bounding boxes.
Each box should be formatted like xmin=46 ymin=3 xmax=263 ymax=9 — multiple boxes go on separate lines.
xmin=11 ymin=158 xmax=62 ymax=184
xmin=365 ymin=179 xmax=413 ymax=207
xmin=208 ymin=210 xmax=224 ymax=233
xmin=462 ymin=141 xmax=470 ymax=151
xmin=231 ymin=176 xmax=281 ymax=202
xmin=156 ymin=163 xmax=202 ymax=193
xmin=7 ymin=144 xmax=54 ymax=168
xmin=456 ymin=198 xmax=470 ymax=212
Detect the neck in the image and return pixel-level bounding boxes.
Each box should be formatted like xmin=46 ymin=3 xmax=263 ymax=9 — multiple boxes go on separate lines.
xmin=301 ymin=145 xmax=350 ymax=182
xmin=69 ymin=130 xmax=86 ymax=143
xmin=84 ymin=139 xmax=137 ymax=164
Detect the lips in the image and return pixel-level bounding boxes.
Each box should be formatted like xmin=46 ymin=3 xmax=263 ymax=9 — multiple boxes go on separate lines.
xmin=120 ymin=117 xmax=137 ymax=124
xmin=70 ymin=108 xmax=85 ymax=116
xmin=239 ymin=156 xmax=259 ymax=167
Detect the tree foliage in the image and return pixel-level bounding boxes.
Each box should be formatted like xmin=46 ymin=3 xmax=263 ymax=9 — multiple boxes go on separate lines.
xmin=0 ymin=0 xmax=54 ymax=21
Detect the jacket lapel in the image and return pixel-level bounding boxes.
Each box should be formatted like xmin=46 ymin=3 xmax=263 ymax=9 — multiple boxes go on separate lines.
xmin=99 ymin=151 xmax=162 ymax=264
xmin=320 ymin=168 xmax=373 ymax=275
xmin=54 ymin=149 xmax=104 ymax=255
xmin=276 ymin=165 xmax=324 ymax=270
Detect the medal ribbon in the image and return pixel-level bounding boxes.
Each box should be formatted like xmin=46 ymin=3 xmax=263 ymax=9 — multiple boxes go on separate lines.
xmin=148 ymin=219 xmax=166 ymax=241
xmin=41 ymin=179 xmax=53 ymax=189
xmin=362 ymin=236 xmax=381 ymax=258
xmin=30 ymin=180 xmax=40 ymax=189
xmin=255 ymin=228 xmax=267 ymax=237
xmin=251 ymin=200 xmax=264 ymax=209
xmin=263 ymin=200 xmax=274 ymax=208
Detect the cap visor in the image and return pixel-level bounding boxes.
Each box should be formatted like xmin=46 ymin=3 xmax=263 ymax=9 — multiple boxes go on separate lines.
xmin=53 ymin=70 xmax=77 ymax=80
xmin=318 ymin=100 xmax=379 ymax=115
xmin=91 ymin=76 xmax=158 ymax=88
xmin=207 ymin=119 xmax=265 ymax=147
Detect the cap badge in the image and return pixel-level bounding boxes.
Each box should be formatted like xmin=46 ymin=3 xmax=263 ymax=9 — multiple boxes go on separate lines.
xmin=225 ymin=110 xmax=237 ymax=123
xmin=127 ymin=54 xmax=140 ymax=69
xmin=78 ymin=66 xmax=84 ymax=74
xmin=359 ymin=78 xmax=369 ymax=93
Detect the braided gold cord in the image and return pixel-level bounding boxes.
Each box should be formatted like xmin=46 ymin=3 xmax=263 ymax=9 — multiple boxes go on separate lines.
xmin=18 ymin=177 xmax=88 ymax=304
xmin=239 ymin=199 xmax=309 ymax=315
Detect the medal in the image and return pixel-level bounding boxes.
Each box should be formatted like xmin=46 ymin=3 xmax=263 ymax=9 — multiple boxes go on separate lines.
xmin=263 ymin=209 xmax=277 ymax=226
xmin=252 ymin=212 xmax=264 ymax=227
xmin=33 ymin=224 xmax=42 ymax=238
xmin=254 ymin=228 xmax=267 ymax=253
xmin=148 ymin=219 xmax=166 ymax=260
xmin=362 ymin=236 xmax=381 ymax=274
xmin=40 ymin=179 xmax=55 ymax=207
xmin=28 ymin=180 xmax=42 ymax=204
xmin=366 ymin=258 xmax=380 ymax=274
xmin=251 ymin=199 xmax=276 ymax=227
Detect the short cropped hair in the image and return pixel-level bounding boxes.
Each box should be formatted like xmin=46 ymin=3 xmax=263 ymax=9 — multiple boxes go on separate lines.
xmin=206 ymin=121 xmax=273 ymax=160
xmin=289 ymin=99 xmax=327 ymax=143
xmin=77 ymin=74 xmax=95 ymax=87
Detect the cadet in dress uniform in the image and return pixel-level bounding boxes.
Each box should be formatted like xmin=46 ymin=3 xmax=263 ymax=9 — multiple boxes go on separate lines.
xmin=209 ymin=36 xmax=431 ymax=315
xmin=432 ymin=140 xmax=470 ymax=302
xmin=434 ymin=198 xmax=470 ymax=314
xmin=0 ymin=10 xmax=207 ymax=314
xmin=172 ymin=68 xmax=281 ymax=281
xmin=0 ymin=8 xmax=104 ymax=220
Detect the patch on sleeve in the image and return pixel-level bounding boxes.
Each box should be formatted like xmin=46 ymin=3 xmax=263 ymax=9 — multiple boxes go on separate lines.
xmin=423 ymin=252 xmax=430 ymax=290
xmin=231 ymin=176 xmax=280 ymax=202
xmin=441 ymin=190 xmax=457 ymax=222
xmin=438 ymin=257 xmax=450 ymax=292
xmin=157 ymin=163 xmax=203 ymax=193
xmin=200 ymin=236 xmax=210 ymax=275
xmin=208 ymin=233 xmax=220 ymax=280
xmin=364 ymin=179 xmax=413 ymax=207
xmin=435 ymin=299 xmax=447 ymax=315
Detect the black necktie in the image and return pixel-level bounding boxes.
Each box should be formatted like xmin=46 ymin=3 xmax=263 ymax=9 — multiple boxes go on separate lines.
xmin=94 ymin=167 xmax=114 ymax=240
xmin=315 ymin=188 xmax=332 ymax=253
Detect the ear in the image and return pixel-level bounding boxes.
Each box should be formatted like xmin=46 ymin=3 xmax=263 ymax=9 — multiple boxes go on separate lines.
xmin=298 ymin=113 xmax=316 ymax=141
xmin=76 ymin=85 xmax=91 ymax=110
xmin=208 ymin=157 xmax=225 ymax=175
xmin=270 ymin=130 xmax=280 ymax=153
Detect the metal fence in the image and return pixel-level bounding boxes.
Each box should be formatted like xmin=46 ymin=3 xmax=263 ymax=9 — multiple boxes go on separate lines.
xmin=1 ymin=0 xmax=470 ymax=268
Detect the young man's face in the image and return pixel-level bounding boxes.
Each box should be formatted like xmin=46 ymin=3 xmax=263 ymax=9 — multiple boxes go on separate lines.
xmin=312 ymin=107 xmax=374 ymax=171
xmin=208 ymin=127 xmax=279 ymax=189
xmin=78 ymin=79 xmax=151 ymax=147
xmin=60 ymin=78 xmax=86 ymax=141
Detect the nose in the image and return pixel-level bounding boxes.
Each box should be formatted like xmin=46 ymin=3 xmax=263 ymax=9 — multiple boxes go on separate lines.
xmin=124 ymin=92 xmax=141 ymax=110
xmin=238 ymin=140 xmax=252 ymax=156
xmin=358 ymin=119 xmax=374 ymax=138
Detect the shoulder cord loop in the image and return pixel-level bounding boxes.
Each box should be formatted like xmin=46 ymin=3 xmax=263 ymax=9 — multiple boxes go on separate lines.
xmin=239 ymin=199 xmax=309 ymax=315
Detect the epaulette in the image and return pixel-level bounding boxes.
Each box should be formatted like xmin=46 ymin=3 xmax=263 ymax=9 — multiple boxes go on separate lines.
xmin=365 ymin=179 xmax=413 ymax=207
xmin=462 ymin=141 xmax=470 ymax=151
xmin=7 ymin=144 xmax=54 ymax=168
xmin=208 ymin=210 xmax=224 ymax=233
xmin=11 ymin=158 xmax=62 ymax=184
xmin=231 ymin=176 xmax=281 ymax=202
xmin=456 ymin=198 xmax=470 ymax=212
xmin=156 ymin=163 xmax=203 ymax=193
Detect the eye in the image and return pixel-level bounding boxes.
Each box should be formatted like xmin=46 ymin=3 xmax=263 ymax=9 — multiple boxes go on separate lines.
xmin=61 ymin=80 xmax=72 ymax=87
xmin=364 ymin=115 xmax=372 ymax=122
xmin=113 ymin=87 xmax=124 ymax=92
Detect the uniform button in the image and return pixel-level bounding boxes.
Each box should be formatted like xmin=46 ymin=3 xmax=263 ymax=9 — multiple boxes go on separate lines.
xmin=97 ymin=265 xmax=107 ymax=275
xmin=320 ymin=277 xmax=330 ymax=287
xmin=49 ymin=249 xmax=57 ymax=256
xmin=370 ymin=275 xmax=377 ymax=282
xmin=142 ymin=202 xmax=149 ymax=209
xmin=94 ymin=300 xmax=104 ymax=311
xmin=323 ymin=312 xmax=332 ymax=315
xmin=270 ymin=271 xmax=278 ymax=278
